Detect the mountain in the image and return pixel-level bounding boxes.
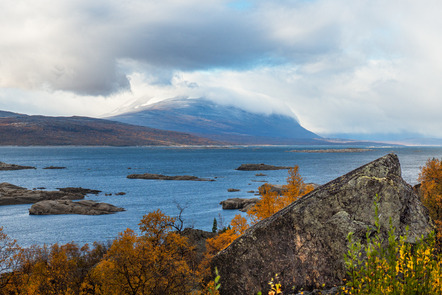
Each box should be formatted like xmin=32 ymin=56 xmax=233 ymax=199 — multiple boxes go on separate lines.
xmin=108 ymin=98 xmax=322 ymax=145
xmin=0 ymin=112 xmax=219 ymax=146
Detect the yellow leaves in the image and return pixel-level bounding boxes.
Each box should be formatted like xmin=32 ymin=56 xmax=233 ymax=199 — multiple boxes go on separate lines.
xmin=92 ymin=210 xmax=197 ymax=295
xmin=206 ymin=215 xmax=249 ymax=256
xmin=248 ymin=165 xmax=312 ymax=225
xmin=419 ymin=158 xmax=442 ymax=244
xmin=247 ymin=184 xmax=281 ymax=224
xmin=283 ymin=166 xmax=314 ymax=203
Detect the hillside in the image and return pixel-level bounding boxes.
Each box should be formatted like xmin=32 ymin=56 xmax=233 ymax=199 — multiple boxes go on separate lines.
xmin=108 ymin=98 xmax=322 ymax=145
xmin=0 ymin=112 xmax=218 ymax=146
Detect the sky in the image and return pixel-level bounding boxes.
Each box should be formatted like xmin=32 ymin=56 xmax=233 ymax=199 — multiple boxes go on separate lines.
xmin=1 ymin=0 xmax=442 ymax=139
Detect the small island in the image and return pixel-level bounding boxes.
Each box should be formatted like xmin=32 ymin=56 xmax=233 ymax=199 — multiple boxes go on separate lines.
xmin=235 ymin=163 xmax=290 ymax=171
xmin=29 ymin=200 xmax=125 ymax=215
xmin=43 ymin=166 xmax=66 ymax=169
xmin=127 ymin=173 xmax=214 ymax=181
xmin=0 ymin=161 xmax=36 ymax=171
xmin=0 ymin=183 xmax=84 ymax=205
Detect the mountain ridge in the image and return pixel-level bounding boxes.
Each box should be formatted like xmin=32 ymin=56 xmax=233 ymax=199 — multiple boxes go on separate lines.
xmin=0 ymin=111 xmax=219 ymax=146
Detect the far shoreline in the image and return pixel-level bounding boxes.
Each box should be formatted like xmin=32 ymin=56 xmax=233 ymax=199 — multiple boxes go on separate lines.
xmin=288 ymin=148 xmax=373 ymax=153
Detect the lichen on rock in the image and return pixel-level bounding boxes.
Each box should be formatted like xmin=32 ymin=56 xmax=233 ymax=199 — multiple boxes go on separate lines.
xmin=211 ymin=153 xmax=434 ymax=294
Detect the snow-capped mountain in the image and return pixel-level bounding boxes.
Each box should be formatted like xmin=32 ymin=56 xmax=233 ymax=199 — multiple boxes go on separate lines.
xmin=108 ymin=97 xmax=322 ymax=145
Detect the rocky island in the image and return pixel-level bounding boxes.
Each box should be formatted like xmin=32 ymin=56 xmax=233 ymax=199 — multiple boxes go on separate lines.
xmin=220 ymin=198 xmax=259 ymax=212
xmin=29 ymin=199 xmax=125 ymax=215
xmin=0 ymin=161 xmax=36 ymax=171
xmin=235 ymin=163 xmax=290 ymax=171
xmin=0 ymin=183 xmax=84 ymax=205
xmin=127 ymin=173 xmax=214 ymax=181
xmin=43 ymin=166 xmax=66 ymax=169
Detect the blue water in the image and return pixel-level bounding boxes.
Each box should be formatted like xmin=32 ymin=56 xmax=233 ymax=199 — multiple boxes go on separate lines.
xmin=0 ymin=145 xmax=441 ymax=247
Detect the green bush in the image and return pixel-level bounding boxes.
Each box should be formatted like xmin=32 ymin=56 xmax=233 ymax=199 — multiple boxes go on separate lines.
xmin=343 ymin=195 xmax=442 ymax=294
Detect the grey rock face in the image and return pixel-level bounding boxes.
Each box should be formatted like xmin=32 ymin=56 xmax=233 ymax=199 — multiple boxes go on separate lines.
xmin=0 ymin=182 xmax=84 ymax=205
xmin=29 ymin=199 xmax=125 ymax=215
xmin=211 ymin=154 xmax=433 ymax=294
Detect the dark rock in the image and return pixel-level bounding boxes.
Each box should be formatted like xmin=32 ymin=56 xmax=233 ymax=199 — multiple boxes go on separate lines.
xmin=220 ymin=198 xmax=259 ymax=212
xmin=236 ymin=163 xmax=290 ymax=171
xmin=57 ymin=187 xmax=102 ymax=195
xmin=255 ymin=173 xmax=267 ymax=176
xmin=29 ymin=199 xmax=125 ymax=215
xmin=180 ymin=228 xmax=215 ymax=265
xmin=211 ymin=154 xmax=434 ymax=294
xmin=227 ymin=188 xmax=240 ymax=192
xmin=0 ymin=183 xmax=84 ymax=205
xmin=0 ymin=161 xmax=36 ymax=170
xmin=127 ymin=173 xmax=214 ymax=181
xmin=413 ymin=183 xmax=422 ymax=196
xmin=43 ymin=166 xmax=66 ymax=169
xmin=115 ymin=192 xmax=126 ymax=196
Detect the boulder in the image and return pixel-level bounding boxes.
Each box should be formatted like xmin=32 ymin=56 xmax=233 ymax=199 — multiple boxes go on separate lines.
xmin=29 ymin=199 xmax=125 ymax=215
xmin=211 ymin=154 xmax=434 ymax=294
xmin=0 ymin=161 xmax=36 ymax=170
xmin=0 ymin=182 xmax=84 ymax=205
xmin=236 ymin=163 xmax=291 ymax=171
xmin=220 ymin=198 xmax=259 ymax=212
xmin=127 ymin=173 xmax=214 ymax=181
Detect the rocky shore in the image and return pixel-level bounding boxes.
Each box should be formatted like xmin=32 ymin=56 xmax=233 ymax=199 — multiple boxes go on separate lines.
xmin=127 ymin=173 xmax=214 ymax=181
xmin=29 ymin=200 xmax=125 ymax=215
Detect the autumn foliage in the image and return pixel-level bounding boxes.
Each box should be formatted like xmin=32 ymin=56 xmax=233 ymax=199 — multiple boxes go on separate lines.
xmin=419 ymin=158 xmax=442 ymax=242
xmin=208 ymin=165 xmax=313 ymax=256
xmin=248 ymin=166 xmax=314 ymax=224
xmin=0 ymin=165 xmax=312 ymax=294
xmin=91 ymin=209 xmax=198 ymax=294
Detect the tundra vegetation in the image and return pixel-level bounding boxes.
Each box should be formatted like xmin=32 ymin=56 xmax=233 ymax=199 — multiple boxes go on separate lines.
xmin=0 ymin=161 xmax=441 ymax=294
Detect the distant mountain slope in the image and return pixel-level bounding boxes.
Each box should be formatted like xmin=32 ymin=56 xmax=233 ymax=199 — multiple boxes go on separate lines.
xmin=0 ymin=112 xmax=218 ymax=146
xmin=109 ymin=98 xmax=322 ymax=145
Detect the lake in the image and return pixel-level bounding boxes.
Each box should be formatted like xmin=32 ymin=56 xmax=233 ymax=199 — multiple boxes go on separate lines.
xmin=0 ymin=145 xmax=441 ymax=247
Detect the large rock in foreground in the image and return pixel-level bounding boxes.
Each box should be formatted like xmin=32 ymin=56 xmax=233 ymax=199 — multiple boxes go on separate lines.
xmin=29 ymin=200 xmax=125 ymax=215
xmin=0 ymin=183 xmax=84 ymax=205
xmin=212 ymin=154 xmax=433 ymax=294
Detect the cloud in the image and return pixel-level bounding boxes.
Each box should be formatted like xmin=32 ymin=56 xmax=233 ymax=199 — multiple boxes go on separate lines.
xmin=2 ymin=0 xmax=442 ymax=138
